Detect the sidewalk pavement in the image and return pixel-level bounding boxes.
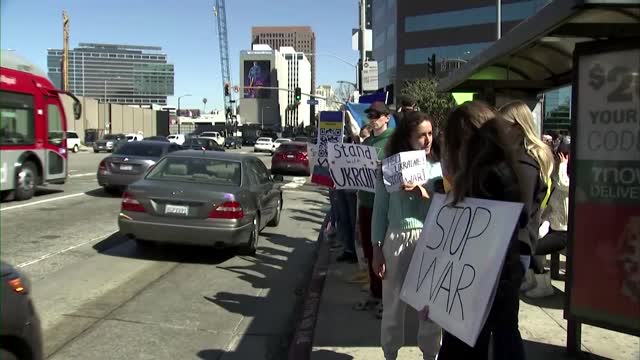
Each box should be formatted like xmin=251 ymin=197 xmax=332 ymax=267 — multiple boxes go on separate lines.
xmin=308 ymin=234 xmax=639 ymax=360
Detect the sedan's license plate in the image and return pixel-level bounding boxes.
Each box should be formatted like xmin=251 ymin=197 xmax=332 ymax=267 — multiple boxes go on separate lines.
xmin=120 ymin=165 xmax=133 ymax=171
xmin=165 ymin=204 xmax=188 ymax=215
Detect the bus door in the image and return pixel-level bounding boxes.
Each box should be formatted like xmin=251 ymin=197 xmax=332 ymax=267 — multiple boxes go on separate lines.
xmin=44 ymin=97 xmax=67 ymax=182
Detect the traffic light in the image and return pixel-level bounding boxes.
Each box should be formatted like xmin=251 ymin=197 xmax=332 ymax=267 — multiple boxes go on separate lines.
xmin=427 ymin=53 xmax=436 ymax=76
xmin=294 ymin=87 xmax=301 ymax=101
xmin=224 ymin=83 xmax=230 ymax=96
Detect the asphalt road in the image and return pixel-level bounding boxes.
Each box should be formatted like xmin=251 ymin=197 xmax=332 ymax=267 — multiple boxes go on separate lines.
xmin=1 ymin=147 xmax=328 ymax=359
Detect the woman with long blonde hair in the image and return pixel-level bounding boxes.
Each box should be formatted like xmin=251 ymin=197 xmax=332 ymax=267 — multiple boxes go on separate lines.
xmin=499 ymin=101 xmax=553 ymax=291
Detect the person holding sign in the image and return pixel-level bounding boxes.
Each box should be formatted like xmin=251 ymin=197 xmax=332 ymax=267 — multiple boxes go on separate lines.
xmin=354 ymin=101 xmax=394 ymax=312
xmin=371 ymin=111 xmax=442 ymax=360
xmin=436 ymin=101 xmax=527 ymax=360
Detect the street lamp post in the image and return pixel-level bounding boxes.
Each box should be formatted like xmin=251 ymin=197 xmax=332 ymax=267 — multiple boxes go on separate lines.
xmin=177 ymin=94 xmax=192 ymax=134
xmin=103 ymin=80 xmax=108 ymax=134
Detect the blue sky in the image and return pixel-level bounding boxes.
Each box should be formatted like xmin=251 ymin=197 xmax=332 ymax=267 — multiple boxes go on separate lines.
xmin=1 ymin=0 xmax=359 ymax=110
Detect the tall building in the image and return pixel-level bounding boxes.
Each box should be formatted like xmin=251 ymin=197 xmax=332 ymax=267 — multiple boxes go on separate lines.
xmin=239 ymin=45 xmax=311 ymax=131
xmin=47 ymin=43 xmax=174 ymax=105
xmin=280 ymin=47 xmax=312 ymax=129
xmin=315 ymin=85 xmax=338 ymax=113
xmin=372 ymin=0 xmax=550 ymax=99
xmin=251 ymin=26 xmax=316 ymax=91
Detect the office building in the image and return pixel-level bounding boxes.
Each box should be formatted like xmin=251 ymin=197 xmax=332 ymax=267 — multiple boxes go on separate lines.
xmin=371 ymin=0 xmax=550 ymax=98
xmin=315 ymin=85 xmax=339 ymax=113
xmin=251 ymin=26 xmax=316 ymax=91
xmin=239 ymin=45 xmax=312 ymax=131
xmin=47 ymin=43 xmax=174 ymax=105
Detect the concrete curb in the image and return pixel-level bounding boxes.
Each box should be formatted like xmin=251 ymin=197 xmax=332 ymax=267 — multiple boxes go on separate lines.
xmin=287 ymin=213 xmax=331 ymax=360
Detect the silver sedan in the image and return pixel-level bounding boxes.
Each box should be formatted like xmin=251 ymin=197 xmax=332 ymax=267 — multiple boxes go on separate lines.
xmin=118 ymin=151 xmax=284 ymax=255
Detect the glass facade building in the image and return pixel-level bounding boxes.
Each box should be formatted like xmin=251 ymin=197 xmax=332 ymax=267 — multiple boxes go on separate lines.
xmin=372 ymin=0 xmax=551 ymax=95
xmin=47 ymin=43 xmax=174 ymax=105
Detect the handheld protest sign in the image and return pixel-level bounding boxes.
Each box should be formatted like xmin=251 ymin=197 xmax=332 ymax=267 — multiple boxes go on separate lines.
xmin=400 ymin=193 xmax=523 ymax=347
xmin=328 ymin=143 xmax=377 ymax=192
xmin=382 ymin=150 xmax=430 ymax=193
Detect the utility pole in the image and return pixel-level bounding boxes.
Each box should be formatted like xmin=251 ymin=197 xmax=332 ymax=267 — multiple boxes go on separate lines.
xmin=62 ymin=11 xmax=69 ymax=91
xmin=103 ymin=80 xmax=108 ymax=134
xmin=359 ymin=0 xmax=366 ymax=95
xmin=496 ymin=0 xmax=502 ymax=40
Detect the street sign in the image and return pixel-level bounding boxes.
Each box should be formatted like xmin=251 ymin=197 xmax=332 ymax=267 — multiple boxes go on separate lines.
xmin=362 ymin=61 xmax=379 ymax=92
xmin=307 ymin=99 xmax=319 ymax=105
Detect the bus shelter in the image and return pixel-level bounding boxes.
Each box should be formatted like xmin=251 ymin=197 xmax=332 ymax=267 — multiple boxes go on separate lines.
xmin=437 ymin=0 xmax=639 ymax=355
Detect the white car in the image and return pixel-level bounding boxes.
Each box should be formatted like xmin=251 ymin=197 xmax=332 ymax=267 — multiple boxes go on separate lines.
xmin=167 ymin=134 xmax=186 ymax=145
xmin=125 ymin=133 xmax=144 ymax=142
xmin=273 ymin=138 xmax=292 ymax=150
xmin=66 ymin=131 xmax=81 ymax=153
xmin=199 ymin=131 xmax=225 ymax=146
xmin=254 ymin=137 xmax=275 ymax=153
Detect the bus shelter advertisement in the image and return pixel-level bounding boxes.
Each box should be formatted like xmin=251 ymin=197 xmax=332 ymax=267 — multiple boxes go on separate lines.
xmin=569 ymin=43 xmax=640 ymax=334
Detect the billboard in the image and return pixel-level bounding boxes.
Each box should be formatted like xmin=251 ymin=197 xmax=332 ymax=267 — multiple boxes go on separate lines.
xmin=243 ymin=60 xmax=271 ymax=98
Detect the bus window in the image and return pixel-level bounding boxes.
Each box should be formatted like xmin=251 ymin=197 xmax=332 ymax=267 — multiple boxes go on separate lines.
xmin=47 ymin=104 xmax=64 ymax=147
xmin=0 ymin=91 xmax=35 ymax=145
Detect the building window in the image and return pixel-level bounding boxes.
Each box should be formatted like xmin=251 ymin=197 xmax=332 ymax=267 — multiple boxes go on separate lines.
xmin=386 ymin=23 xmax=395 ymax=41
xmin=404 ymin=42 xmax=492 ymax=65
xmin=405 ymin=0 xmax=540 ymax=33
xmin=374 ymin=32 xmax=385 ymax=48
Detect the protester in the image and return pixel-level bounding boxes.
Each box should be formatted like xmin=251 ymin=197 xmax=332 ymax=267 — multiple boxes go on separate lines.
xmin=499 ymin=101 xmax=553 ymax=291
xmin=436 ymin=101 xmax=527 ymax=359
xmin=393 ymin=95 xmax=417 ymax=125
xmin=353 ymin=101 xmax=394 ymax=313
xmin=371 ymin=111 xmax=442 ymax=360
xmin=335 ymin=136 xmax=359 ymax=263
xmin=526 ymin=135 xmax=570 ymax=298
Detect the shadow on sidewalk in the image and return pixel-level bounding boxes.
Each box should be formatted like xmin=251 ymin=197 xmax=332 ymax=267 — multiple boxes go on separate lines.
xmin=196 ymin=229 xmax=321 ymax=359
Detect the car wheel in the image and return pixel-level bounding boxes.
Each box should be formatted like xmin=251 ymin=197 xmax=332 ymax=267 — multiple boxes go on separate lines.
xmin=15 ymin=161 xmax=38 ymax=201
xmin=73 ymin=144 xmax=80 ymax=153
xmin=267 ymin=198 xmax=282 ymax=227
xmin=0 ymin=349 xmax=18 ymax=360
xmin=239 ymin=215 xmax=260 ymax=256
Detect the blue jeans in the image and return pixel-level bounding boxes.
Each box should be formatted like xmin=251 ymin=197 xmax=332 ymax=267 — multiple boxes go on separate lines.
xmin=335 ymin=190 xmax=357 ymax=255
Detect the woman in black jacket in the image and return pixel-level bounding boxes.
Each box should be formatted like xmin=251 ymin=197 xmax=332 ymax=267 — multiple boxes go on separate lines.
xmin=437 ymin=101 xmax=527 ymax=360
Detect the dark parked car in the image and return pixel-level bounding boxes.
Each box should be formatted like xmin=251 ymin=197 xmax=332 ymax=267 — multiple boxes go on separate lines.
xmin=182 ymin=138 xmax=225 ymax=151
xmin=1 ymin=261 xmax=43 ymax=360
xmin=97 ymin=141 xmax=182 ymax=193
xmin=93 ymin=133 xmax=126 ymax=153
xmin=224 ymin=136 xmax=241 ymax=149
xmin=144 ymin=136 xmax=170 ymax=142
xmin=118 ymin=151 xmax=284 ymax=255
xmin=271 ymin=142 xmax=309 ymax=176
xmin=293 ymin=136 xmax=309 ymax=143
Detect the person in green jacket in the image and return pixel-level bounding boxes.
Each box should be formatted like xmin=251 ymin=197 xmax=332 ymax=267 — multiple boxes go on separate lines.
xmin=371 ymin=111 xmax=442 ymax=360
xmin=354 ymin=101 xmax=394 ymax=313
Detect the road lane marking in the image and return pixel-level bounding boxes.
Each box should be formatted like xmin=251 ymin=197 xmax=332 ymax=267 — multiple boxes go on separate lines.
xmin=69 ymin=172 xmax=95 ymax=178
xmin=16 ymin=231 xmax=118 ymax=268
xmin=0 ymin=192 xmax=88 ymax=212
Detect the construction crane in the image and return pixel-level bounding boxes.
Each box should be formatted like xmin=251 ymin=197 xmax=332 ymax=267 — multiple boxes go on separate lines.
xmin=213 ymin=1 xmax=231 ymax=119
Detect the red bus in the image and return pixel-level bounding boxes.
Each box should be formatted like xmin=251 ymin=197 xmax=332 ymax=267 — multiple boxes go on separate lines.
xmin=0 ymin=51 xmax=81 ymax=201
